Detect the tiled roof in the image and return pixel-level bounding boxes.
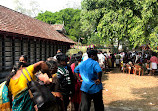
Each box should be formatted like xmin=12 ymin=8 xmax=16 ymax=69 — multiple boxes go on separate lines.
xmin=0 ymin=5 xmax=75 ymax=44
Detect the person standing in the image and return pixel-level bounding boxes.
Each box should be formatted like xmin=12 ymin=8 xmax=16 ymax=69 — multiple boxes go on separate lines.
xmin=6 ymin=61 xmax=54 ymax=111
xmin=70 ymin=53 xmax=82 ymax=111
xmin=97 ymin=50 xmax=105 ymax=71
xmin=82 ymin=47 xmax=91 ymax=61
xmin=56 ymin=53 xmax=75 ymax=111
xmin=74 ymin=50 xmax=104 ymax=111
xmin=149 ymin=52 xmax=158 ymax=75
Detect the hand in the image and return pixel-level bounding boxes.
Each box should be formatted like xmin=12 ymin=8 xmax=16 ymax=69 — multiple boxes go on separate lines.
xmin=79 ymin=79 xmax=83 ymax=82
xmin=52 ymin=92 xmax=63 ymax=101
xmin=94 ymin=79 xmax=101 ymax=85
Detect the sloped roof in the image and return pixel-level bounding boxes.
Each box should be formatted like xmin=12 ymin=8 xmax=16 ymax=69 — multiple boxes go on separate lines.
xmin=0 ymin=5 xmax=75 ymax=44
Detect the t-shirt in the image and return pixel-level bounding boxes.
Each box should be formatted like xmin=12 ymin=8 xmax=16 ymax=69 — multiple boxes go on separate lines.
xmin=74 ymin=58 xmax=103 ymax=94
xmin=82 ymin=53 xmax=88 ymax=61
xmin=57 ymin=66 xmax=75 ymax=95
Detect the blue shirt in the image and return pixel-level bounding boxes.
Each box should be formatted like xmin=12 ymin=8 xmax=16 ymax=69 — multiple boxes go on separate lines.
xmin=74 ymin=58 xmax=103 ymax=94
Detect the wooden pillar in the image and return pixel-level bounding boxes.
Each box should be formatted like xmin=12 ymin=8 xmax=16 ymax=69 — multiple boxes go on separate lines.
xmin=40 ymin=40 xmax=42 ymax=60
xmin=0 ymin=35 xmax=2 ymax=71
xmin=51 ymin=41 xmax=54 ymax=56
xmin=12 ymin=37 xmax=15 ymax=67
xmin=49 ymin=41 xmax=52 ymax=57
xmin=34 ymin=39 xmax=37 ymax=63
xmin=54 ymin=43 xmax=56 ymax=56
xmin=56 ymin=43 xmax=58 ymax=54
xmin=45 ymin=40 xmax=47 ymax=61
xmin=2 ymin=35 xmax=5 ymax=71
xmin=20 ymin=37 xmax=23 ymax=55
xmin=28 ymin=39 xmax=31 ymax=63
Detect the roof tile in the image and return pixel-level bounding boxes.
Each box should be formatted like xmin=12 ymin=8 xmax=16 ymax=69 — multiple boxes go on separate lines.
xmin=0 ymin=5 xmax=75 ymax=44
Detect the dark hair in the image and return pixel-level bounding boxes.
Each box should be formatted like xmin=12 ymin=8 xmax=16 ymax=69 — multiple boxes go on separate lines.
xmin=69 ymin=54 xmax=77 ymax=65
xmin=78 ymin=51 xmax=83 ymax=55
xmin=20 ymin=55 xmax=28 ymax=62
xmin=56 ymin=53 xmax=68 ymax=62
xmin=152 ymin=52 xmax=157 ymax=56
xmin=88 ymin=50 xmax=98 ymax=58
xmin=46 ymin=57 xmax=57 ymax=71
xmin=86 ymin=47 xmax=91 ymax=53
xmin=74 ymin=53 xmax=82 ymax=67
xmin=75 ymin=53 xmax=82 ymax=62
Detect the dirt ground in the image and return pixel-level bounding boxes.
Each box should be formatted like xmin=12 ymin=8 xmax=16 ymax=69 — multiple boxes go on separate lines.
xmin=102 ymin=68 xmax=158 ymax=111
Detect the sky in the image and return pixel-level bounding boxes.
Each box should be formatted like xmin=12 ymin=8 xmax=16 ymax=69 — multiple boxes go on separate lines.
xmin=0 ymin=0 xmax=82 ymax=13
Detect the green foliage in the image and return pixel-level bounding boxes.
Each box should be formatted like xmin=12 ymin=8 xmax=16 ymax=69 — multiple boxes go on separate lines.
xmin=66 ymin=46 xmax=87 ymax=57
xmin=81 ymin=0 xmax=158 ymax=51
xmin=36 ymin=8 xmax=82 ymax=42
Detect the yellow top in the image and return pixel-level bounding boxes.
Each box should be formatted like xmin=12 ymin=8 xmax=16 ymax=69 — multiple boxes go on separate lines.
xmin=8 ymin=65 xmax=35 ymax=97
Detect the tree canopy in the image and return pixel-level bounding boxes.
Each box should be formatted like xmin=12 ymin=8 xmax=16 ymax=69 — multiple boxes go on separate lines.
xmin=36 ymin=8 xmax=82 ymax=42
xmin=35 ymin=0 xmax=158 ymax=51
xmin=80 ymin=0 xmax=158 ymax=51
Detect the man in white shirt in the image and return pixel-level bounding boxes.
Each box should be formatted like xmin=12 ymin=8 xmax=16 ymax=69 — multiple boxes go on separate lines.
xmin=97 ymin=50 xmax=105 ymax=70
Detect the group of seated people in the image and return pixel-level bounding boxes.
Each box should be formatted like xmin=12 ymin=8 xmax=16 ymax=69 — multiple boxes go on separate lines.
xmin=120 ymin=51 xmax=158 ymax=76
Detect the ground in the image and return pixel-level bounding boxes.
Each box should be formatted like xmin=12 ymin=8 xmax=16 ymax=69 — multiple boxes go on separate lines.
xmin=102 ymin=68 xmax=158 ymax=111
xmin=1 ymin=69 xmax=158 ymax=111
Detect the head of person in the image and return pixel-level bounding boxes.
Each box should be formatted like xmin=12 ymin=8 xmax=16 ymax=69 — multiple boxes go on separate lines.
xmin=78 ymin=51 xmax=83 ymax=55
xmin=138 ymin=52 xmax=142 ymax=55
xmin=98 ymin=50 xmax=102 ymax=54
xmin=69 ymin=53 xmax=76 ymax=65
xmin=42 ymin=57 xmax=58 ymax=77
xmin=6 ymin=61 xmax=29 ymax=86
xmin=86 ymin=47 xmax=91 ymax=53
xmin=152 ymin=52 xmax=157 ymax=56
xmin=19 ymin=55 xmax=28 ymax=63
xmin=75 ymin=53 xmax=82 ymax=62
xmin=87 ymin=50 xmax=98 ymax=61
xmin=56 ymin=53 xmax=68 ymax=66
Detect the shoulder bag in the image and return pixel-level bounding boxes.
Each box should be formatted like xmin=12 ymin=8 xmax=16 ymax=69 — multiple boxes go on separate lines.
xmin=21 ymin=68 xmax=56 ymax=109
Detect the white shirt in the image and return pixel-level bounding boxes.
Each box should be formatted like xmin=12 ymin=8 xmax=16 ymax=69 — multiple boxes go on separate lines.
xmin=82 ymin=53 xmax=88 ymax=61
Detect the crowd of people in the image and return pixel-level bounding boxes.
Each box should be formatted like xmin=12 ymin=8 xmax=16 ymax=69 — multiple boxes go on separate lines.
xmin=0 ymin=48 xmax=104 ymax=111
xmin=94 ymin=49 xmax=158 ymax=75
xmin=0 ymin=47 xmax=157 ymax=111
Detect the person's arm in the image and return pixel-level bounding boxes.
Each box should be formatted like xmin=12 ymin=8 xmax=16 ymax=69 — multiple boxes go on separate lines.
xmin=70 ymin=63 xmax=75 ymax=74
xmin=97 ymin=71 xmax=102 ymax=82
xmin=74 ymin=65 xmax=82 ymax=82
xmin=33 ymin=61 xmax=48 ymax=74
xmin=94 ymin=62 xmax=102 ymax=84
xmin=75 ymin=73 xmax=83 ymax=82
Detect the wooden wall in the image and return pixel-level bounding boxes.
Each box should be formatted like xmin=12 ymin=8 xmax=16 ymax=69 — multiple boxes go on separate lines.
xmin=0 ymin=34 xmax=70 ymax=72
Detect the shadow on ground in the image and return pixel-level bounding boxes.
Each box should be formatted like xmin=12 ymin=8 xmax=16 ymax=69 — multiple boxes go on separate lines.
xmin=108 ymin=86 xmax=158 ymax=111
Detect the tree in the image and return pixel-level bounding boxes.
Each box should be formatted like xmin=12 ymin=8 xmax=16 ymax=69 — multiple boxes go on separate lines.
xmin=81 ymin=0 xmax=158 ymax=51
xmin=36 ymin=8 xmax=82 ymax=42
xmin=129 ymin=0 xmax=158 ymax=51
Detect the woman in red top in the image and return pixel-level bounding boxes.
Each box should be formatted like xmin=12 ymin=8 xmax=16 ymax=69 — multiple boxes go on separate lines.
xmin=150 ymin=52 xmax=158 ymax=75
xmin=70 ymin=53 xmax=82 ymax=111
